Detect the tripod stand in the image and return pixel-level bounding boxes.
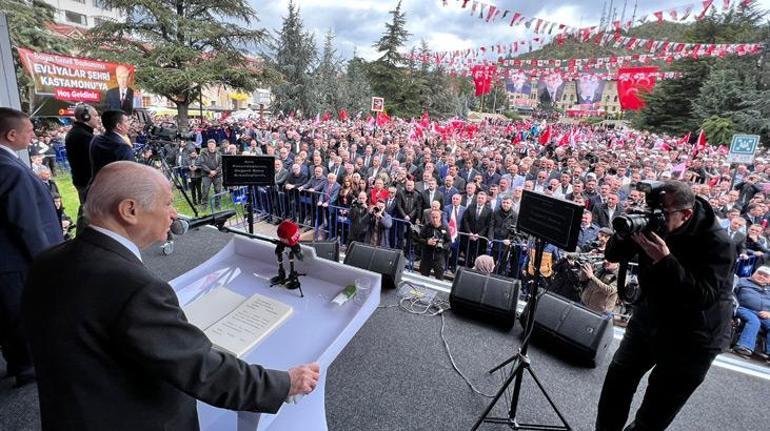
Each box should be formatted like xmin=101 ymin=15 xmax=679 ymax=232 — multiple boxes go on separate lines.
xmin=472 ymin=238 xmax=571 ymax=431
xmin=148 ymin=140 xmax=199 ymax=255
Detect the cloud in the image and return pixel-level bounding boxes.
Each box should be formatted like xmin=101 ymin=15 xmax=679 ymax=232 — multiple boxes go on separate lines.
xmin=249 ymin=0 xmax=770 ymax=61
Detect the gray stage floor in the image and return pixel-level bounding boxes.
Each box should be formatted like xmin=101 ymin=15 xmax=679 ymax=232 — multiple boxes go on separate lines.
xmin=1 ymin=227 xmax=767 ymax=430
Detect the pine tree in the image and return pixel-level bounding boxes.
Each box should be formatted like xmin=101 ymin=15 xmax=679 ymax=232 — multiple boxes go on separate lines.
xmin=84 ymin=0 xmax=271 ymax=130
xmin=314 ymin=30 xmax=342 ymax=115
xmin=368 ymin=0 xmax=411 ymax=117
xmin=342 ymin=52 xmax=373 ymax=116
xmin=270 ymin=0 xmax=318 ymax=117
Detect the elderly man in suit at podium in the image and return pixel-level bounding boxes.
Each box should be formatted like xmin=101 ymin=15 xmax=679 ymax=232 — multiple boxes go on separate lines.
xmin=23 ymin=161 xmax=320 ymax=430
xmin=0 ymin=108 xmax=63 ymax=388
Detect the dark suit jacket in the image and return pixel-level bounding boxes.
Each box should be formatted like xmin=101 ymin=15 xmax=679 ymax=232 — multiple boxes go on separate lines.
xmin=461 ymin=203 xmax=492 ymax=236
xmin=105 ymin=87 xmax=134 ymax=113
xmin=0 ymin=149 xmax=62 ymax=273
xmin=592 ymin=203 xmax=624 ymax=228
xmin=64 ymin=122 xmax=95 ymax=188
xmin=89 ymin=131 xmax=135 ymax=180
xmin=22 ymin=228 xmax=290 ymax=431
xmin=727 ymin=230 xmax=748 ymax=256
xmin=420 ymin=189 xmax=445 ymax=210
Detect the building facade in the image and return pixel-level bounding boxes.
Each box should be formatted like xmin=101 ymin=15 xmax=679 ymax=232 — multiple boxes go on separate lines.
xmin=40 ymin=0 xmax=125 ymax=29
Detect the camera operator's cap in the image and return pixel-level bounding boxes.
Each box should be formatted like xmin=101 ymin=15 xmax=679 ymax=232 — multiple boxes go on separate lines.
xmin=598 ymin=227 xmax=614 ymax=236
xmin=755 ymin=266 xmax=770 ymax=276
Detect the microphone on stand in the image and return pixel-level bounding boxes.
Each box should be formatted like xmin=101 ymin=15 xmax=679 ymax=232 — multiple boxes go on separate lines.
xmin=170 ymin=218 xmax=189 ymax=235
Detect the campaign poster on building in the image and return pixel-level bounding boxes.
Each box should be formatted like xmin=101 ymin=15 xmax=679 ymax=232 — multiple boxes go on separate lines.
xmin=506 ymin=72 xmax=532 ymax=96
xmin=537 ymin=74 xmax=566 ymax=103
xmin=575 ymin=74 xmax=606 ymax=104
xmin=17 ymin=48 xmax=136 ymax=117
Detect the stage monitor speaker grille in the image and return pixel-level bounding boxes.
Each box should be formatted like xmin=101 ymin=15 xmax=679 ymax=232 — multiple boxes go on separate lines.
xmin=343 ymin=242 xmax=405 ymax=289
xmin=449 ymin=268 xmax=520 ymax=329
xmin=523 ymin=291 xmax=614 ymax=367
xmin=302 ymin=240 xmax=339 ymax=262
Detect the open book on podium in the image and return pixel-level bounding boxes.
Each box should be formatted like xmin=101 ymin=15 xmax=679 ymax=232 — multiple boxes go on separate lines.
xmin=183 ymin=287 xmax=293 ymax=358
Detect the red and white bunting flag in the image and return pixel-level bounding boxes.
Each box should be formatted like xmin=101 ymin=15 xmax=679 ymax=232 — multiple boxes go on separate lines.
xmin=470 ymin=1 xmax=478 ymax=15
xmin=510 ymin=12 xmax=524 ymax=26
xmin=669 ymin=9 xmax=678 ymax=20
xmin=681 ymin=5 xmax=693 ymax=20
xmin=654 ymin=11 xmax=664 ymax=22
xmin=485 ymin=5 xmax=497 ymax=22
xmin=698 ymin=0 xmax=714 ymax=19
xmin=461 ymin=0 xmax=470 ymax=8
xmin=723 ymin=0 xmax=731 ymax=11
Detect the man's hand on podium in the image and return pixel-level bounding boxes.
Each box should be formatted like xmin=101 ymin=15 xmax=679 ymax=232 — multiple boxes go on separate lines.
xmin=288 ymin=362 xmax=320 ymax=397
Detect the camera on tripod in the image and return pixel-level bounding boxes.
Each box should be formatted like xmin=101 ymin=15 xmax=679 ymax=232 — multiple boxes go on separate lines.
xmin=146 ymin=122 xmax=196 ymax=142
xmin=612 ymin=180 xmax=667 ymax=238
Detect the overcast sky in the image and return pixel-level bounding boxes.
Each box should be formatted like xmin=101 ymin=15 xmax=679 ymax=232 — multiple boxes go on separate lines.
xmin=249 ymin=0 xmax=770 ymax=61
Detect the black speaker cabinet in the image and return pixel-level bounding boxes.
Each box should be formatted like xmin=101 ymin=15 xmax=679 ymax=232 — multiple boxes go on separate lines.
xmin=450 ymin=268 xmax=520 ymax=329
xmin=343 ymin=242 xmax=405 ymax=289
xmin=523 ymin=291 xmax=614 ymax=367
xmin=302 ymin=241 xmax=339 ymax=262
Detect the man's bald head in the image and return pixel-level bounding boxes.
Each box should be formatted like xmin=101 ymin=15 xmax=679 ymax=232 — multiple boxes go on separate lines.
xmin=84 ymin=161 xmax=167 ymax=222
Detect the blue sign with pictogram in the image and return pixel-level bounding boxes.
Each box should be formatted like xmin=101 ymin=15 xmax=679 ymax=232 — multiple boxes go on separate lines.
xmin=728 ymin=134 xmax=760 ymax=164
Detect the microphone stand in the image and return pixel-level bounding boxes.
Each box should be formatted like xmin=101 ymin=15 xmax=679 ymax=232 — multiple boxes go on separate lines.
xmin=220 ymin=227 xmax=306 ymax=297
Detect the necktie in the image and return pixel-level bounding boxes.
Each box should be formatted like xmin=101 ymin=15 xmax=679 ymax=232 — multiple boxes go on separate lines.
xmin=452 ymin=207 xmax=457 ymax=220
xmin=477 ymin=207 xmax=482 ymax=218
xmin=120 ymin=90 xmax=125 ymax=103
xmin=430 ymin=191 xmax=434 ymax=203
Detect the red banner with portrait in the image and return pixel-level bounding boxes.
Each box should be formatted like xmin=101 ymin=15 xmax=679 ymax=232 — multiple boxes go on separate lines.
xmin=16 ymin=48 xmax=136 ymax=117
xmin=471 ymin=64 xmax=496 ymax=96
xmin=616 ymin=66 xmax=659 ymax=111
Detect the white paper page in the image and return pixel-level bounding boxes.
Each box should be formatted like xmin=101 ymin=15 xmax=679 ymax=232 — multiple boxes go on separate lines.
xmin=205 ymin=293 xmax=293 ymax=357
xmin=183 ymin=287 xmax=247 ymax=331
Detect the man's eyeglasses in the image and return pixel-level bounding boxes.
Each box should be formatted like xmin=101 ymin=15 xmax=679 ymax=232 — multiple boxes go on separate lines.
xmin=662 ymin=208 xmax=689 ymax=218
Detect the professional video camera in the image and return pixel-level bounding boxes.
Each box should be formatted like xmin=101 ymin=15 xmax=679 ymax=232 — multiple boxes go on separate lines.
xmin=146 ymin=122 xmax=196 ymax=142
xmin=612 ymin=180 xmax=667 ymax=238
xmin=564 ymin=251 xmax=605 ymax=269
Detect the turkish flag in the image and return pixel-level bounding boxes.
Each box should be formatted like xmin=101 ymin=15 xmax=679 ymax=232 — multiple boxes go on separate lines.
xmin=471 ymin=64 xmax=496 ymax=96
xmin=376 ymin=111 xmax=389 ymax=126
xmin=538 ymin=126 xmax=552 ymax=145
xmin=616 ymin=66 xmax=659 ymax=111
xmin=338 ymin=109 xmax=348 ymax=121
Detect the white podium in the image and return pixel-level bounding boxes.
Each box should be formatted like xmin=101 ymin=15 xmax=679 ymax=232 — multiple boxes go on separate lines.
xmin=168 ymin=234 xmax=381 ymax=430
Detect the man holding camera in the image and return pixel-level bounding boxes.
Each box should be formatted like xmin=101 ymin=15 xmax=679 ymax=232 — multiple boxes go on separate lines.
xmin=596 ymin=181 xmax=735 ymax=431
xmin=419 ymin=209 xmax=451 ymax=280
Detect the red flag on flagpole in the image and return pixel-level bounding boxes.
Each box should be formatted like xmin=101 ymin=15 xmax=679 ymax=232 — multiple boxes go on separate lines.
xmin=338 ymin=109 xmax=348 ymax=121
xmin=692 ymin=129 xmax=707 ymax=157
xmin=538 ymin=126 xmax=552 ymax=145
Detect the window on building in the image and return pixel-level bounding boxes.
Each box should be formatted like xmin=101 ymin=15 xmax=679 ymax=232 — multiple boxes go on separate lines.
xmin=65 ymin=11 xmax=87 ymax=26
xmin=73 ymin=0 xmax=85 ymax=4
xmin=94 ymin=17 xmax=109 ymax=26
xmin=93 ymin=0 xmax=112 ymax=10
xmin=142 ymin=96 xmax=152 ymax=107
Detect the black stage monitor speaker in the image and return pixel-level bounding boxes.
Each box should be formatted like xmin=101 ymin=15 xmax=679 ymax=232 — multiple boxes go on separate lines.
xmin=302 ymin=240 xmax=339 ymax=262
xmin=343 ymin=242 xmax=405 ymax=289
xmin=450 ymin=268 xmax=520 ymax=329
xmin=523 ymin=291 xmax=614 ymax=367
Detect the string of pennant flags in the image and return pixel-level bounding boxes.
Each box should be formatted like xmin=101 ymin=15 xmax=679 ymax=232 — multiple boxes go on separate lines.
xmin=412 ymin=37 xmax=762 ymax=69
xmin=443 ymin=0 xmax=754 ymax=37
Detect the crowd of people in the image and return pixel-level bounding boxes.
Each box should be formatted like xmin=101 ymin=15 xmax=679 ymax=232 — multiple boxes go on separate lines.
xmin=20 ymin=106 xmax=770 ymax=364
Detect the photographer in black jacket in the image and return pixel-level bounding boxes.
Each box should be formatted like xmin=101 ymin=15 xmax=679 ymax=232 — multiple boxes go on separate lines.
xmin=419 ymin=209 xmax=451 ymax=280
xmin=595 ymin=181 xmax=735 ymax=431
